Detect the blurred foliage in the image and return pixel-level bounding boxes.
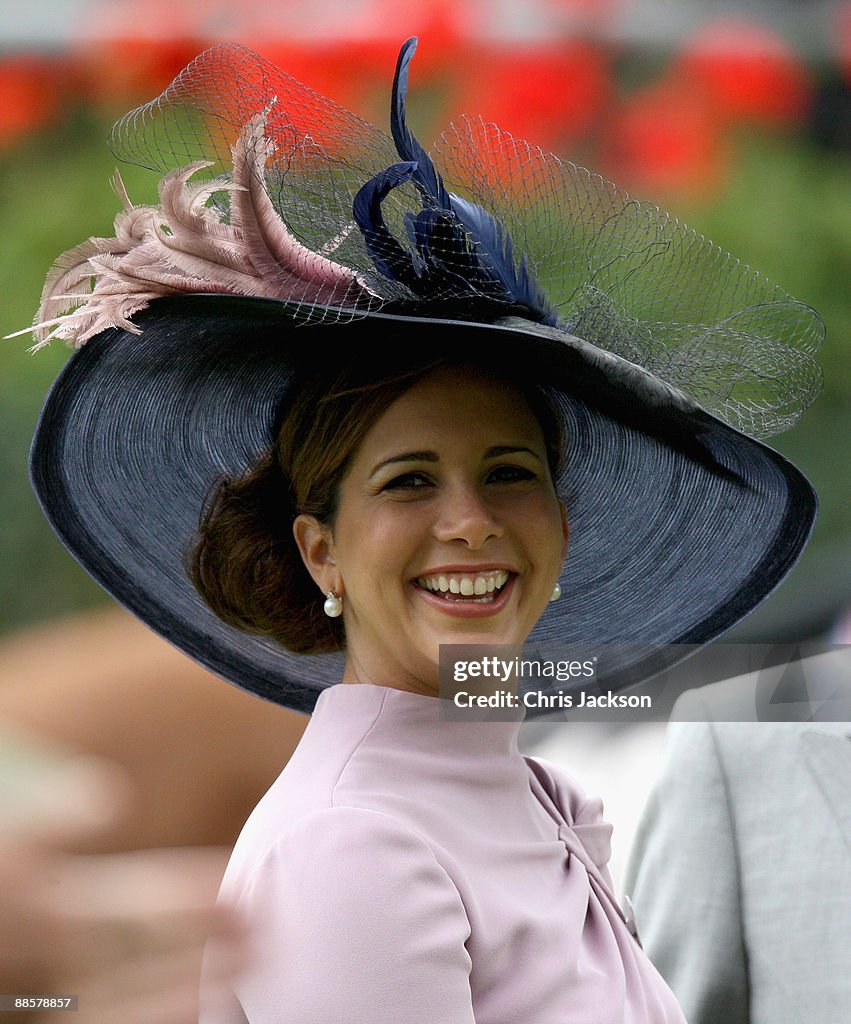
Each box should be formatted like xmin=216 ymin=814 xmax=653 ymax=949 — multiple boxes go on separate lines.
xmin=0 ymin=108 xmax=848 ymax=637
xmin=0 ymin=110 xmax=163 ymax=631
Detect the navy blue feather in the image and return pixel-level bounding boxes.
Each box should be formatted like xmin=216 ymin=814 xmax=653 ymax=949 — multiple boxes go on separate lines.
xmin=354 ymin=35 xmax=558 ymax=325
xmin=391 ymin=38 xmax=451 ymax=209
xmin=403 ymin=207 xmax=487 ymax=293
xmin=448 ymin=194 xmax=557 ymax=325
xmin=352 ymin=161 xmax=421 ymax=285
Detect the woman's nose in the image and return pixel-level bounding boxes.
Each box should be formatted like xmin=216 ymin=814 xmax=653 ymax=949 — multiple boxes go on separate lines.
xmin=432 ymin=486 xmax=504 ymax=548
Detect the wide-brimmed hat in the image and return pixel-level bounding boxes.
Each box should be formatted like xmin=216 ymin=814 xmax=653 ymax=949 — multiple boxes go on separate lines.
xmin=24 ymin=39 xmax=822 ymax=713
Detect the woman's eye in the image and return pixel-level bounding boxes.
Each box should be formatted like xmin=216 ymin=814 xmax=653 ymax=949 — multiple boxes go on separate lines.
xmin=382 ymin=472 xmax=432 ymax=490
xmin=487 ymin=465 xmax=536 ymax=483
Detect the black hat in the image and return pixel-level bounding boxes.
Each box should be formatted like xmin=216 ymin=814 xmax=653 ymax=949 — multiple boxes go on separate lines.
xmin=23 ymin=39 xmax=822 ymax=713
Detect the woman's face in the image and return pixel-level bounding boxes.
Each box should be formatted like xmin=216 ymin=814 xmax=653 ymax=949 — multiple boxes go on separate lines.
xmin=295 ymin=366 xmax=568 ymax=696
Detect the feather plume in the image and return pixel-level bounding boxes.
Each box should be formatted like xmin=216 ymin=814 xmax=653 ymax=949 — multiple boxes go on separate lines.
xmin=391 ymin=38 xmax=451 ymax=209
xmin=352 ymin=161 xmax=420 ymax=284
xmin=448 ymin=194 xmax=554 ymax=322
xmin=228 ymin=111 xmax=369 ymax=294
xmin=23 ymin=111 xmax=376 ymax=350
xmin=356 ymin=35 xmax=557 ymax=324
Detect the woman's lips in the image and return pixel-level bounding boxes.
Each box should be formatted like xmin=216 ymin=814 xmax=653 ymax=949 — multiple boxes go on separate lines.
xmin=416 ymin=568 xmax=510 ymax=597
xmin=412 ymin=571 xmax=516 ymax=618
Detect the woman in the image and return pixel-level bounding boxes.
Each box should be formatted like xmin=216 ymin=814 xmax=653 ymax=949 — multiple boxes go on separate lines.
xmin=23 ymin=37 xmax=821 ymax=1023
xmin=191 ymin=355 xmax=569 ymax=683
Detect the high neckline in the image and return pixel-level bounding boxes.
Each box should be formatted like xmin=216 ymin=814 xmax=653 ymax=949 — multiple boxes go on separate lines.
xmin=312 ymin=681 xmax=526 ymax=763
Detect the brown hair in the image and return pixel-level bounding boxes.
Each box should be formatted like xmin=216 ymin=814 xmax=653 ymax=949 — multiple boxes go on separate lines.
xmin=190 ymin=357 xmax=565 ymax=654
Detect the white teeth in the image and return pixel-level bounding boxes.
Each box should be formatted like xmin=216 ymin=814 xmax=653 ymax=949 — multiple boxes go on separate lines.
xmin=415 ymin=570 xmax=511 ymax=599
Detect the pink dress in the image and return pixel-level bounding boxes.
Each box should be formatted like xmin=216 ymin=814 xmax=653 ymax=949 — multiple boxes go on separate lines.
xmin=204 ymin=683 xmax=686 ymax=1024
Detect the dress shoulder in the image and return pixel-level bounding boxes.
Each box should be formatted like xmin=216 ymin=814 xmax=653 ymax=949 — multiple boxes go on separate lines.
xmin=218 ymin=806 xmax=476 ymax=1024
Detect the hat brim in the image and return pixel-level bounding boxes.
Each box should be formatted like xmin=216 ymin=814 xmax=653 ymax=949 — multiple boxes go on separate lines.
xmin=30 ymin=295 xmax=816 ymax=714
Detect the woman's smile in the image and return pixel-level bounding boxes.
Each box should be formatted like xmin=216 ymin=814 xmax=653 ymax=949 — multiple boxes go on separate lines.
xmin=412 ymin=567 xmax=516 ymax=616
xmin=294 ymin=364 xmax=568 ymax=696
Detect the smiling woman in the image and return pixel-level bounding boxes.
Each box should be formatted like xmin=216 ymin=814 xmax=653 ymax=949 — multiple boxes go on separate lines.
xmin=193 ymin=360 xmax=567 ymax=694
xmin=22 ymin=35 xmax=821 ymax=1024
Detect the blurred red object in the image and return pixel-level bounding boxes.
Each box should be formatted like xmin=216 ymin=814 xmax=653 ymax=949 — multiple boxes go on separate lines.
xmin=75 ymin=38 xmax=205 ymax=110
xmin=317 ymin=0 xmax=465 ymax=47
xmin=454 ymin=40 xmax=611 ymax=153
xmin=0 ymin=55 xmax=65 ymax=148
xmin=242 ymin=38 xmax=430 ymax=122
xmin=838 ymin=2 xmax=851 ymax=87
xmin=673 ymin=17 xmax=814 ymax=127
xmin=601 ymin=77 xmax=729 ymax=200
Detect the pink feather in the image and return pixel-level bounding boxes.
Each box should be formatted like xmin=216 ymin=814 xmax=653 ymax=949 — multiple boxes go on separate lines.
xmin=22 ymin=111 xmax=376 ymax=350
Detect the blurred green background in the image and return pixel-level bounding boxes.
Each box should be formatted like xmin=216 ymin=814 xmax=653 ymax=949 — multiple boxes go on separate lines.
xmin=1 ymin=0 xmax=849 ymax=642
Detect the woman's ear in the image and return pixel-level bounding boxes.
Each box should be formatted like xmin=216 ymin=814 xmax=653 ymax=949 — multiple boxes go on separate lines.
xmin=293 ymin=515 xmax=340 ymax=596
xmin=560 ymin=503 xmax=570 ymax=560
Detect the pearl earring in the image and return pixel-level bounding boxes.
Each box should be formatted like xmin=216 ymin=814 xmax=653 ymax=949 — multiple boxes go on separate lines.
xmin=550 ymin=582 xmax=562 ymax=602
xmin=323 ymin=591 xmax=343 ymax=618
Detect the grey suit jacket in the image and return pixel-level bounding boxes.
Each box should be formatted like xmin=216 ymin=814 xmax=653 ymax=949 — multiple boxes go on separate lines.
xmin=624 ymin=654 xmax=851 ymax=1024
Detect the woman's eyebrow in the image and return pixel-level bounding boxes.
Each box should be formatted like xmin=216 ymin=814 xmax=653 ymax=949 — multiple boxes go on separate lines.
xmin=484 ymin=445 xmax=542 ymax=461
xmin=368 ymin=451 xmax=438 ymax=478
